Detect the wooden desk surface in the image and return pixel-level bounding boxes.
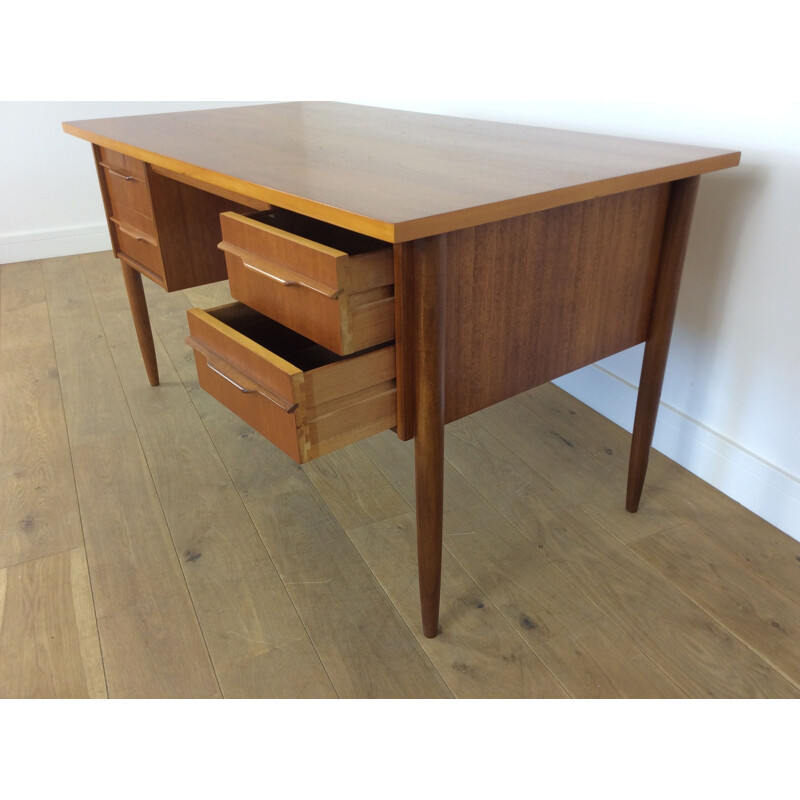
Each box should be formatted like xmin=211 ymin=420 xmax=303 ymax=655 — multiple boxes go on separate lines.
xmin=63 ymin=102 xmax=739 ymax=242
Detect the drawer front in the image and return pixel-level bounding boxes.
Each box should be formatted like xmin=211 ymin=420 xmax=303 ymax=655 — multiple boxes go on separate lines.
xmin=186 ymin=303 xmax=396 ymax=463
xmin=99 ymin=147 xmax=148 ymax=181
xmin=109 ymin=199 xmax=157 ymax=241
xmin=219 ymin=210 xmax=394 ymax=355
xmin=113 ymin=220 xmax=165 ymax=280
xmin=103 ymin=164 xmax=153 ymax=219
xmin=99 ymin=148 xmax=155 ymax=227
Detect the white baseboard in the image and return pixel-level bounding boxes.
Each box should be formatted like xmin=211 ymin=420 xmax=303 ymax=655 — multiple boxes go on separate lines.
xmin=553 ymin=365 xmax=800 ymax=542
xmin=0 ymin=225 xmax=111 ymax=264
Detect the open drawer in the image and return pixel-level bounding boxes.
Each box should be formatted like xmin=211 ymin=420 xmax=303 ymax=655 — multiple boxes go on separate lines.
xmin=219 ymin=209 xmax=395 ymax=355
xmin=186 ymin=303 xmax=397 ymax=463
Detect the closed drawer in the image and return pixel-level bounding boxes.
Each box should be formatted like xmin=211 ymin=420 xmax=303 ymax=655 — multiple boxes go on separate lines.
xmin=186 ymin=303 xmax=397 ymax=463
xmin=99 ymin=147 xmax=147 ymax=181
xmin=99 ymin=152 xmax=154 ymax=223
xmin=112 ymin=219 xmax=165 ymax=280
xmin=219 ymin=210 xmax=394 ymax=355
xmin=109 ymin=197 xmax=157 ymax=241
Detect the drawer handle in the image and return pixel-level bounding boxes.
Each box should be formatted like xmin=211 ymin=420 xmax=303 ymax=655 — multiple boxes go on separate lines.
xmin=218 ymin=243 xmax=342 ymax=299
xmin=242 ymin=261 xmax=300 ymax=288
xmin=118 ymin=225 xmax=147 ymax=242
xmin=207 ymin=362 xmax=254 ymax=392
xmin=110 ymin=217 xmax=154 ymax=245
xmin=207 ymin=359 xmax=298 ymax=413
xmin=241 ymin=260 xmax=342 ymax=300
xmin=186 ymin=337 xmax=298 ymax=413
xmin=100 ymin=163 xmax=137 ymax=181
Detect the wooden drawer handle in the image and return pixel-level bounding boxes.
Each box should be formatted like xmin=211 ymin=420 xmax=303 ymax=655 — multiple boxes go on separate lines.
xmin=241 ymin=259 xmax=342 ymax=299
xmin=99 ymin=162 xmax=138 ymax=181
xmin=242 ymin=261 xmax=299 ymax=288
xmin=186 ymin=336 xmax=298 ymax=413
xmin=218 ymin=242 xmax=342 ymax=299
xmin=110 ymin=217 xmax=156 ymax=245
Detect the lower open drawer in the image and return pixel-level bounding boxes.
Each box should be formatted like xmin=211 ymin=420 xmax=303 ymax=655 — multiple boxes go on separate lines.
xmin=186 ymin=303 xmax=397 ymax=463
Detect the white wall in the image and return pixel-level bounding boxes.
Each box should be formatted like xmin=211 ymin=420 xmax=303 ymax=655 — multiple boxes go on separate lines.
xmin=2 ymin=2 xmax=798 ymax=542
xmin=0 ymin=102 xmax=261 ymax=262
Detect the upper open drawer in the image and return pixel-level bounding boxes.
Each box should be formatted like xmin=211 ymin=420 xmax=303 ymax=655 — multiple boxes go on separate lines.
xmin=219 ymin=209 xmax=394 ymax=355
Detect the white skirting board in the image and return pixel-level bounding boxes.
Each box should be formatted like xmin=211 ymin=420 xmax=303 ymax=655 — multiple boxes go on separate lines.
xmin=0 ymin=225 xmax=111 ymax=265
xmin=553 ymin=365 xmax=800 ymax=543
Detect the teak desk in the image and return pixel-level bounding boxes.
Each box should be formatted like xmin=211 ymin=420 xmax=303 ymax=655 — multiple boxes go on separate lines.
xmin=63 ymin=103 xmax=740 ymax=638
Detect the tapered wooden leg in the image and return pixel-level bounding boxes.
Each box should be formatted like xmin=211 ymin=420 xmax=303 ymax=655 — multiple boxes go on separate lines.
xmin=412 ymin=235 xmax=447 ymax=638
xmin=120 ymin=260 xmax=159 ymax=386
xmin=627 ymin=176 xmax=700 ymax=512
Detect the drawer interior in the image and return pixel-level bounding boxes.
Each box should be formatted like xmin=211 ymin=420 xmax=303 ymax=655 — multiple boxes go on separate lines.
xmin=208 ymin=303 xmax=365 ymax=371
xmin=247 ymin=208 xmax=388 ymax=255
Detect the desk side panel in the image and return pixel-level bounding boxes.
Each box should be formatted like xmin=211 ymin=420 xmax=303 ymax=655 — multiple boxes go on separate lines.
xmin=147 ymin=168 xmax=256 ymax=292
xmin=441 ymin=184 xmax=671 ymax=425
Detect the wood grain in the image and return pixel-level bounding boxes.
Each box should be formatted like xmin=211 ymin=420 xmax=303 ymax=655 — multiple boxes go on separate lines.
xmin=438 ymin=185 xmax=670 ymax=424
xmin=459 ymin=399 xmax=800 ymax=697
xmin=0 ymin=548 xmax=106 ymax=698
xmin=220 ymin=210 xmax=395 ymax=355
xmin=120 ymin=260 xmax=159 ymax=385
xmin=632 ymin=523 xmax=800 ymax=685
xmin=63 ymin=103 xmax=740 ymax=242
xmin=144 ymin=280 xmax=449 ymax=698
xmin=359 ymin=432 xmax=683 ymax=698
xmin=306 ymin=445 xmax=568 ymax=697
xmin=42 ymin=254 xmax=220 ymax=698
xmin=411 ymin=235 xmax=447 ymax=636
xmin=627 ymin=176 xmax=700 ymax=511
xmin=82 ymin=252 xmax=337 ymax=697
xmin=514 ymin=386 xmax=684 ymax=542
xmin=147 ymin=166 xmax=254 ymax=291
xmin=348 ymin=511 xmax=569 ymax=698
xmin=519 ymin=383 xmax=800 ymax=603
xmin=102 ymin=162 xmax=153 ymax=221
xmin=0 ymin=262 xmax=83 ymax=569
xmin=186 ymin=304 xmax=397 ymax=463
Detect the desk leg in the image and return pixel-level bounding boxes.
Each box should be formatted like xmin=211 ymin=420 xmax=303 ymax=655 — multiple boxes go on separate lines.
xmin=627 ymin=176 xmax=700 ymax=512
xmin=412 ymin=235 xmax=447 ymax=638
xmin=120 ymin=261 xmax=160 ymax=387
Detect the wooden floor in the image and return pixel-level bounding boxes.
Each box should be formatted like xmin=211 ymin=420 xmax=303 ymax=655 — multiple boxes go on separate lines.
xmin=1 ymin=252 xmax=799 ymax=699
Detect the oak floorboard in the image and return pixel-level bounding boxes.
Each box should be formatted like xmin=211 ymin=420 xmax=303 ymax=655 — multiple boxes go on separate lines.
xmin=183 ymin=280 xmax=234 ymax=309
xmin=82 ymin=252 xmax=337 ymax=698
xmin=521 ymin=383 xmax=800 ymax=605
xmin=306 ymin=444 xmax=569 ymax=698
xmin=454 ymin=405 xmax=800 ymax=697
xmin=0 ymin=548 xmax=106 ymax=698
xmin=347 ymin=511 xmax=569 ymax=698
xmin=486 ymin=390 xmax=682 ymax=543
xmin=42 ymin=254 xmax=220 ymax=698
xmin=146 ymin=277 xmax=450 ymax=699
xmin=0 ymin=262 xmax=83 ymax=569
xmin=359 ymin=432 xmax=683 ymax=698
xmin=631 ymin=523 xmax=800 ymax=687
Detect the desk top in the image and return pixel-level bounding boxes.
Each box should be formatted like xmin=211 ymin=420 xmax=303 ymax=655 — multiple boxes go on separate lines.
xmin=64 ymin=102 xmax=740 ymax=242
